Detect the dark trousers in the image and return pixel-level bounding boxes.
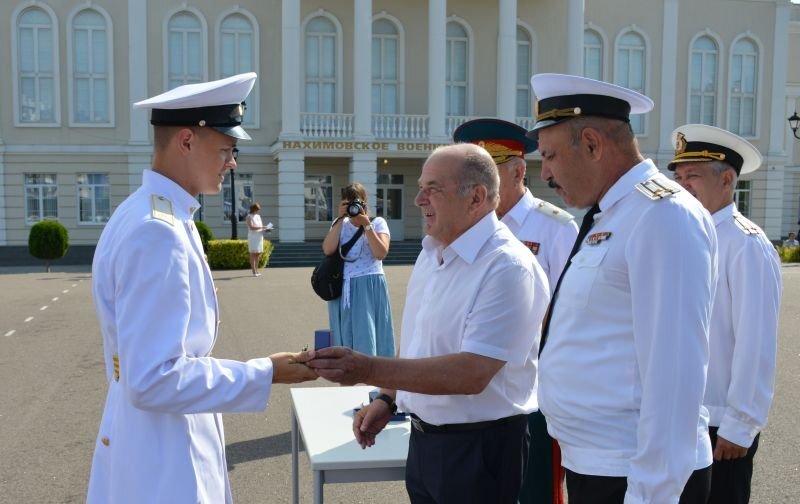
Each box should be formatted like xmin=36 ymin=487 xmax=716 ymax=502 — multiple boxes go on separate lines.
xmin=708 ymin=426 xmax=760 ymax=504
xmin=518 ymin=410 xmax=564 ymax=504
xmin=405 ymin=414 xmax=529 ymax=504
xmin=564 ymin=465 xmax=711 ymax=504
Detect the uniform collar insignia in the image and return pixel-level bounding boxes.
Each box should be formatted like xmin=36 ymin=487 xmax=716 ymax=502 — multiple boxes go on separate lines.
xmin=586 ymin=232 xmax=611 ymax=245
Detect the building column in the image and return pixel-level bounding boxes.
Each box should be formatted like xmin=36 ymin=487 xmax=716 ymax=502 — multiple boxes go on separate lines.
xmin=763 ymin=0 xmax=791 ymax=240
xmin=657 ymin=0 xmax=679 ymax=166
xmin=566 ymin=0 xmax=584 ymax=75
xmin=354 ymin=0 xmax=373 ymax=139
xmin=127 ymin=0 xmax=150 ymax=193
xmin=281 ymin=0 xmax=302 ymax=140
xmin=278 ymin=151 xmax=306 ymax=242
xmin=496 ymin=0 xmax=517 ymax=121
xmin=350 ymin=153 xmax=378 ymax=211
xmin=0 ymin=143 xmax=6 ymax=245
xmin=428 ymin=0 xmax=447 ymax=140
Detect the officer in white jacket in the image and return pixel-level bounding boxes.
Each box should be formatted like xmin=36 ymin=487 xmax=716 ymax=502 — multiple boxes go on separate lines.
xmin=669 ymin=124 xmax=782 ymax=504
xmin=87 ymin=73 xmax=317 ymax=504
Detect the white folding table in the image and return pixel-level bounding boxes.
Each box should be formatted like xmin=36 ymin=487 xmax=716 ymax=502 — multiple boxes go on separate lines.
xmin=290 ymin=386 xmax=411 ymax=504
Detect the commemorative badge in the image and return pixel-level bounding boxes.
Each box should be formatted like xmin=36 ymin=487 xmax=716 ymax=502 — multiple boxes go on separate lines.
xmin=523 ymin=241 xmax=540 ymax=255
xmin=586 ymin=232 xmax=611 ymax=245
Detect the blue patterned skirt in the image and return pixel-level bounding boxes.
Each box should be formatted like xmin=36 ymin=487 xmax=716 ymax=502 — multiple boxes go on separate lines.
xmin=327 ymin=273 xmax=395 ymax=357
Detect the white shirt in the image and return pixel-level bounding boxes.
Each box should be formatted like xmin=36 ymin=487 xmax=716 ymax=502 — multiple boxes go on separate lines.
xmin=538 ymin=160 xmax=717 ymax=504
xmin=246 ymin=213 xmax=263 ymax=237
xmin=395 ymin=211 xmax=549 ymax=425
xmin=338 ymin=216 xmax=390 ymax=278
xmin=705 ymin=203 xmax=781 ymax=447
xmin=501 ymin=189 xmax=578 ymax=294
xmin=88 ymin=170 xmax=274 ymax=504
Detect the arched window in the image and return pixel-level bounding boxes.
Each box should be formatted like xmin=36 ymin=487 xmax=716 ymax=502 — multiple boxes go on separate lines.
xmin=615 ymin=30 xmax=646 ymax=134
xmin=167 ymin=12 xmax=204 ymax=89
xmin=71 ymin=9 xmax=111 ymax=124
xmin=446 ymin=21 xmax=469 ymax=116
xmin=305 ymin=16 xmax=338 ymax=113
xmin=516 ymin=26 xmax=534 ymax=118
xmin=689 ymin=35 xmax=719 ymax=125
xmin=729 ymin=37 xmax=759 ymax=137
xmin=583 ymin=29 xmax=603 ymax=81
xmin=372 ymin=18 xmax=400 ymax=115
xmin=219 ymin=12 xmax=257 ymax=126
xmin=15 ymin=6 xmax=58 ymax=124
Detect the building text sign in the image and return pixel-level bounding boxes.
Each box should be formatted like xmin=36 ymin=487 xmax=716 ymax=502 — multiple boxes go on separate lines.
xmin=280 ymin=141 xmax=448 ymax=153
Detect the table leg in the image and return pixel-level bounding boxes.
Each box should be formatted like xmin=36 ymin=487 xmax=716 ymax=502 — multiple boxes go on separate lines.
xmin=313 ymin=470 xmax=324 ymax=504
xmin=291 ymin=403 xmax=299 ymax=504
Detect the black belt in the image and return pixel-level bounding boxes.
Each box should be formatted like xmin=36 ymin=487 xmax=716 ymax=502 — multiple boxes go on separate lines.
xmin=409 ymin=413 xmax=525 ymax=434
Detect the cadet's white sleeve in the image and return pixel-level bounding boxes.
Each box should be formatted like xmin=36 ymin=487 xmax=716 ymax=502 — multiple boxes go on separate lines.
xmin=547 ymin=220 xmax=579 ymax=294
xmin=718 ymin=236 xmax=781 ymax=447
xmin=624 ymin=202 xmax=717 ymax=504
xmin=115 ymin=219 xmax=274 ymax=414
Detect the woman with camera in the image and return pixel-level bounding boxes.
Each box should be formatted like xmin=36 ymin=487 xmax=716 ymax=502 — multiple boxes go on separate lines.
xmin=322 ymin=183 xmax=395 ymax=357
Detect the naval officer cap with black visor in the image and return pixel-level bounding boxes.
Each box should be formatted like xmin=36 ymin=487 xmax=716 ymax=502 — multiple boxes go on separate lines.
xmin=133 ymin=72 xmax=256 ymax=140
xmin=526 ymin=73 xmax=654 ymax=139
xmin=667 ymin=123 xmax=762 ymax=176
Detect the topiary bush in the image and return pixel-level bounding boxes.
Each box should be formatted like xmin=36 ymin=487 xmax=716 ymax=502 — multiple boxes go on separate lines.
xmin=207 ymin=239 xmax=273 ymax=270
xmin=778 ymin=245 xmax=800 ymax=263
xmin=28 ymin=221 xmax=69 ymax=272
xmin=195 ymin=221 xmax=213 ymax=253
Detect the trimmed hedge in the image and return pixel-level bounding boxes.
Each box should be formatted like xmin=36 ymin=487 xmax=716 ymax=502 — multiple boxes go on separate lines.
xmin=208 ymin=239 xmax=273 ymax=270
xmin=778 ymin=245 xmax=800 ymax=263
xmin=28 ymin=221 xmax=69 ymax=272
xmin=195 ymin=221 xmax=213 ymax=253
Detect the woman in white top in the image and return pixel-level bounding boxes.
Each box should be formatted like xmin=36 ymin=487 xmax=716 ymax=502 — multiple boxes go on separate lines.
xmin=322 ymin=183 xmax=395 ymax=356
xmin=246 ymin=203 xmax=267 ymax=276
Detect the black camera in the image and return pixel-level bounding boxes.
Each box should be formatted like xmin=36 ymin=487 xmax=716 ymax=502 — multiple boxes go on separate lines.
xmin=346 ymin=199 xmax=365 ymax=217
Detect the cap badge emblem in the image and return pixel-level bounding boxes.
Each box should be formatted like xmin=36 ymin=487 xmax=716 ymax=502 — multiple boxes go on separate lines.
xmin=675 ymin=132 xmax=687 ymax=155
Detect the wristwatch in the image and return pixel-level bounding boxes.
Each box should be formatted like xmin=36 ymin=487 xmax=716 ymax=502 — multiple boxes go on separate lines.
xmin=364 ymin=223 xmax=373 ymax=232
xmin=374 ymin=393 xmax=397 ymax=414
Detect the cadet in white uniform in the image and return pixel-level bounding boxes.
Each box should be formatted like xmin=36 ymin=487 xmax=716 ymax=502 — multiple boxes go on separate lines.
xmin=453 ymin=118 xmax=578 ymax=504
xmin=530 ymin=74 xmax=718 ymax=504
xmin=669 ymin=124 xmax=782 ymax=504
xmin=87 ymin=73 xmax=317 ymax=504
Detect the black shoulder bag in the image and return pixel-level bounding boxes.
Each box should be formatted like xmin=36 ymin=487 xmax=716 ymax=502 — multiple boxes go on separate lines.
xmin=311 ymin=226 xmax=365 ymax=301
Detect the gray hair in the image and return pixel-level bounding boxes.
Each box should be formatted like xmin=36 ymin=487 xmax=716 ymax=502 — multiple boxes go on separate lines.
xmin=567 ymin=116 xmax=635 ymax=146
xmin=707 ymin=160 xmax=737 ymax=177
xmin=430 ymin=144 xmax=500 ymax=208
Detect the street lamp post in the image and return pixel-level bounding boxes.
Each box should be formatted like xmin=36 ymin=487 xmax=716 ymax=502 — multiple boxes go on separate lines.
xmin=789 ymin=111 xmax=800 ymax=140
xmin=229 ymin=147 xmax=240 ymax=239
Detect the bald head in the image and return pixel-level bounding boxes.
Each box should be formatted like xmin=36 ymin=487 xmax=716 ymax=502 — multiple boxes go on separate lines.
xmin=429 ymin=143 xmax=500 ymax=209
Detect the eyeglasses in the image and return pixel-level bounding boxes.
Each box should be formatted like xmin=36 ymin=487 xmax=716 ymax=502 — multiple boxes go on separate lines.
xmin=232 ymin=147 xmax=239 ymax=161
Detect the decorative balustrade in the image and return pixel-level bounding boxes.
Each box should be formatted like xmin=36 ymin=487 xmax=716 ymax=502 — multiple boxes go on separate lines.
xmin=300 ymin=113 xmax=354 ymax=138
xmin=372 ymin=114 xmax=428 ymax=140
xmin=445 ymin=115 xmax=472 ymax=136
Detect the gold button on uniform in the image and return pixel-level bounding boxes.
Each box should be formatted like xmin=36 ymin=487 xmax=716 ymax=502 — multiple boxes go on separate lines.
xmin=101 ymin=437 xmax=110 ymax=446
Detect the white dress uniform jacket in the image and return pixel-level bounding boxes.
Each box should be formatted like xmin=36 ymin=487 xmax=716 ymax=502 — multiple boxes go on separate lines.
xmin=705 ymin=203 xmax=781 ymax=447
xmin=395 ymin=212 xmax=549 ymax=425
xmin=501 ymin=189 xmax=578 ymax=294
xmin=538 ymin=160 xmax=717 ymax=504
xmin=87 ymin=170 xmax=274 ymax=504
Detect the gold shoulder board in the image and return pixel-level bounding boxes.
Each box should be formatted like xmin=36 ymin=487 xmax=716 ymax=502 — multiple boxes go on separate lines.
xmin=151 ymin=195 xmax=175 ymax=226
xmin=535 ymin=200 xmax=575 ymax=225
xmin=732 ymin=214 xmax=759 ymax=235
xmin=635 ymin=178 xmax=681 ymax=201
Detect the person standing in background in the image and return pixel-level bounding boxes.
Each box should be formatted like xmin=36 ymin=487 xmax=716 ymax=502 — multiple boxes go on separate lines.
xmin=453 ymin=118 xmax=578 ymax=504
xmin=322 ymin=183 xmax=395 ymax=357
xmin=246 ymin=202 xmax=268 ymax=276
xmin=670 ymin=123 xmax=782 ymax=504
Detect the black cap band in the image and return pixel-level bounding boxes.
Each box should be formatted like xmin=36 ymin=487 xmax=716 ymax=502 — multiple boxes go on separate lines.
xmin=150 ymin=103 xmax=244 ymax=128
xmin=668 ymin=141 xmax=744 ymax=174
xmin=537 ymin=94 xmax=632 ymax=124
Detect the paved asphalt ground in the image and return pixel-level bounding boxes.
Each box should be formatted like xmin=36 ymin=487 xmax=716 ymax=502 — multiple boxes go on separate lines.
xmin=0 ymin=263 xmax=798 ymax=503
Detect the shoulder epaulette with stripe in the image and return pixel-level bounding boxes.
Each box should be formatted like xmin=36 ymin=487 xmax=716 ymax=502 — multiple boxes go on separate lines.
xmin=534 ymin=200 xmax=575 ymax=225
xmin=151 ymin=194 xmax=175 ymax=226
xmin=732 ymin=213 xmax=760 ymax=235
xmin=635 ymin=177 xmax=682 ymax=201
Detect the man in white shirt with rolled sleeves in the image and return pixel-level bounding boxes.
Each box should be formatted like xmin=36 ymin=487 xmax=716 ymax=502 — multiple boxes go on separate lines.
xmin=669 ymin=124 xmax=782 ymax=504
xmin=530 ymin=74 xmax=718 ymax=504
xmin=310 ymin=143 xmax=550 ymax=503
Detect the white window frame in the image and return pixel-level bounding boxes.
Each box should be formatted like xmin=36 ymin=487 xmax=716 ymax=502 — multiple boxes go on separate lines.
xmin=76 ymin=173 xmax=111 ymax=225
xmin=25 ymin=173 xmax=58 ymax=225
xmin=301 ymin=10 xmax=344 ymax=113
xmin=686 ymin=30 xmax=723 ymax=127
xmin=304 ymin=175 xmax=334 ymax=222
xmin=583 ymin=23 xmax=608 ymax=81
xmin=11 ymin=2 xmax=61 ymax=127
xmin=216 ymin=8 xmax=260 ymax=128
xmin=371 ymin=13 xmax=405 ymax=115
xmin=67 ymin=6 xmax=115 ymax=127
xmin=163 ymin=7 xmax=209 ymax=91
xmin=515 ymin=21 xmax=536 ymax=119
xmin=221 ymin=172 xmax=254 ymax=223
xmin=445 ymin=16 xmax=474 ymax=117
xmin=614 ymin=26 xmax=651 ymax=137
xmin=734 ymin=180 xmax=751 ymax=217
xmin=727 ymin=33 xmax=763 ymax=139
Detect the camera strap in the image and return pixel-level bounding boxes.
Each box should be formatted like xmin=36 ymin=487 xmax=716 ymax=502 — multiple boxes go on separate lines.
xmin=339 ymin=226 xmax=365 ymax=261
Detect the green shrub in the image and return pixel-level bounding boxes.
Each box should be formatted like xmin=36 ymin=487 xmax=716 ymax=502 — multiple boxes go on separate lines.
xmin=778 ymin=245 xmax=800 ymax=263
xmin=28 ymin=221 xmax=69 ymax=272
xmin=195 ymin=221 xmax=213 ymax=253
xmin=207 ymin=239 xmax=273 ymax=270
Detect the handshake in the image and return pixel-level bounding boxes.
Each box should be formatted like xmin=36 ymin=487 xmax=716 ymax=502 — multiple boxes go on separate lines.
xmin=269 ymin=330 xmax=374 ymax=385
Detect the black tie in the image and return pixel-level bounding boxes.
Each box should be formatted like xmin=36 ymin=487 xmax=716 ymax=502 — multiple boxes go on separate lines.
xmin=538 ymin=204 xmax=601 ymax=356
